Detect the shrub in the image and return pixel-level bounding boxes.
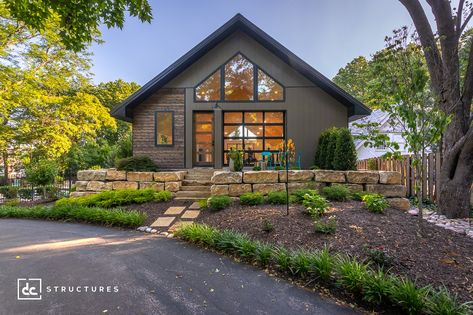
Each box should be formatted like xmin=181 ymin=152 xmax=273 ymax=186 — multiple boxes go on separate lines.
xmin=362 ymin=269 xmax=395 ymax=306
xmin=240 ymin=192 xmax=264 ymax=206
xmin=228 ymin=147 xmax=243 ymax=171
xmin=198 ymin=199 xmax=208 ymax=209
xmin=333 ymin=128 xmax=357 ymax=171
xmin=309 ymin=247 xmax=334 ymax=281
xmin=0 ymin=204 xmax=145 ymax=228
xmin=116 ymin=156 xmax=159 ymax=172
xmin=322 ymin=184 xmax=351 ymax=201
xmin=367 ymin=247 xmax=394 ymax=268
xmin=290 ymin=249 xmax=313 ymax=277
xmin=5 ymin=198 xmax=20 ymax=206
xmin=266 ymin=191 xmax=288 ymax=204
xmin=207 ymin=195 xmax=231 ymax=211
xmin=367 ymin=159 xmax=379 ymax=170
xmin=261 ymin=219 xmax=274 ymax=233
xmin=302 ymin=193 xmax=329 ymax=219
xmin=0 ymin=186 xmax=18 ymax=199
xmin=389 ymin=278 xmax=430 ymax=315
xmin=254 ymin=242 xmax=273 ymax=266
xmin=314 ymin=215 xmax=337 ymax=234
xmin=314 ymin=128 xmax=334 ymax=169
xmin=25 ymin=160 xmax=59 ymax=186
xmin=426 ymin=287 xmax=471 ymax=315
xmin=273 ymin=246 xmax=292 ymax=272
xmin=362 ymin=193 xmax=389 ymax=214
xmin=274 ymin=165 xmax=284 ymax=170
xmin=252 ymin=165 xmax=261 ymax=171
xmin=174 ymin=223 xmax=218 ymax=246
xmin=336 ymin=256 xmax=369 ymax=294
xmin=17 ymin=187 xmax=33 ymax=199
xmin=352 ymin=191 xmax=370 ymax=201
xmin=291 ymin=189 xmax=318 ymax=204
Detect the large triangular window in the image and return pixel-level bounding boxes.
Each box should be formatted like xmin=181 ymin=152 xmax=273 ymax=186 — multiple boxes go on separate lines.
xmin=194 ymin=53 xmax=284 ymax=102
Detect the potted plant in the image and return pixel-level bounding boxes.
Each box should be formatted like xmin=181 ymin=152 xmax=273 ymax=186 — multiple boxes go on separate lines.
xmin=228 ymin=147 xmax=243 ymax=172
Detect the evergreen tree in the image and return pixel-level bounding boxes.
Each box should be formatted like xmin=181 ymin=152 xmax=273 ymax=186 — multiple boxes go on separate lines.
xmin=324 ymin=128 xmax=339 ymax=170
xmin=333 ymin=128 xmax=357 ymax=171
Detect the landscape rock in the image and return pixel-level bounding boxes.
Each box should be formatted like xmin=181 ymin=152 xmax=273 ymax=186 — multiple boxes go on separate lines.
xmin=69 ymin=191 xmax=97 ymax=198
xmin=165 ymin=181 xmax=181 ymax=192
xmin=252 ymin=183 xmax=286 ymax=195
xmin=243 ymin=171 xmax=279 ymax=184
xmin=343 ymin=184 xmax=364 ymax=193
xmin=379 ymin=171 xmax=402 ymax=185
xmin=346 ymin=171 xmax=379 ymax=184
xmin=228 ymin=184 xmax=252 ymax=196
xmin=365 ymin=184 xmax=406 ymax=197
xmin=112 ymin=181 xmax=138 ymax=190
xmin=86 ymin=181 xmax=112 ymax=191
xmin=74 ymin=181 xmax=88 ymax=191
xmin=154 ymin=172 xmax=182 ymax=182
xmin=313 ymin=170 xmax=346 ymax=183
xmin=127 ymin=172 xmax=154 ymax=182
xmin=105 ymin=170 xmax=127 ymax=181
xmin=210 ymin=185 xmax=229 ymax=196
xmin=77 ymin=170 xmax=106 ymax=181
xmin=387 ymin=197 xmax=410 ymax=211
xmin=211 ymin=171 xmax=242 ymax=184
xmin=139 ymin=182 xmax=165 ymax=191
xmin=278 ymin=170 xmax=314 ymax=182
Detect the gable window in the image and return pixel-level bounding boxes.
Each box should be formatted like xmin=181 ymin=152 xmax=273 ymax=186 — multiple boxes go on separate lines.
xmin=194 ymin=53 xmax=284 ymax=102
xmin=155 ymin=111 xmax=174 ymax=146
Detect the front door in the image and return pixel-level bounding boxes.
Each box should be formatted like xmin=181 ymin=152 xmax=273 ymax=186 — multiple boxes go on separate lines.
xmin=193 ymin=112 xmax=214 ymax=167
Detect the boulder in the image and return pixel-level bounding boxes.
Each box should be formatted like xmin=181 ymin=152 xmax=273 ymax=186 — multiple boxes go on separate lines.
xmin=105 ymin=170 xmax=127 ymax=181
xmin=112 ymin=181 xmax=138 ymax=190
xmin=77 ymin=170 xmax=106 ymax=181
xmin=253 ymin=183 xmax=286 ymax=195
xmin=343 ymin=184 xmax=364 ymax=193
xmin=313 ymin=170 xmax=346 ymax=183
xmin=379 ymin=171 xmax=402 ymax=185
xmin=127 ymin=172 xmax=154 ymax=182
xmin=243 ymin=171 xmax=279 ymax=183
xmin=74 ymin=181 xmax=88 ymax=191
xmin=154 ymin=172 xmax=182 ymax=182
xmin=69 ymin=191 xmax=97 ymax=198
xmin=365 ymin=184 xmax=406 ymax=197
xmin=387 ymin=197 xmax=411 ymax=211
xmin=165 ymin=181 xmax=181 ymax=192
xmin=211 ymin=171 xmax=242 ymax=184
xmin=139 ymin=182 xmax=165 ymax=191
xmin=346 ymin=171 xmax=379 ymax=184
xmin=211 ymin=185 xmax=229 ymax=196
xmin=278 ymin=170 xmax=314 ymax=182
xmin=86 ymin=181 xmax=112 ymax=191
xmin=228 ymin=184 xmax=252 ymax=196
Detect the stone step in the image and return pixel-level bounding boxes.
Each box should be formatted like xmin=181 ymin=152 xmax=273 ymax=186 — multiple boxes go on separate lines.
xmin=175 ymin=191 xmax=210 ymax=198
xmin=182 ymin=179 xmax=212 ymax=186
xmin=185 ymin=175 xmax=212 ymax=180
xmin=180 ymin=185 xmax=211 ymax=191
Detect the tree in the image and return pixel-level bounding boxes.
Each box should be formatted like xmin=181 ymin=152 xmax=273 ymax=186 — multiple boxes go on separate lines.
xmin=399 ymin=0 xmax=473 ymax=218
xmin=3 ymin=0 xmax=153 ymax=51
xmin=333 ymin=128 xmax=357 ymax=171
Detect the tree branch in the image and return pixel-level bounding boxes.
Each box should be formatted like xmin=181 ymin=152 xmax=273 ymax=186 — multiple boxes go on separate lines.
xmin=461 ymin=36 xmax=473 ymax=127
xmin=442 ymin=125 xmax=473 ymax=176
xmin=456 ymin=0 xmax=465 ymax=34
xmin=460 ymin=9 xmax=473 ymax=35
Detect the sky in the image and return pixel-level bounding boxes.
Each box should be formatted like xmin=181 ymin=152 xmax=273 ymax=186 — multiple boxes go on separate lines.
xmin=90 ymin=0 xmax=434 ymax=85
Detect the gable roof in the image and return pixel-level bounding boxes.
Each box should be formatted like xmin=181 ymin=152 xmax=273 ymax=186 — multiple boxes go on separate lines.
xmin=112 ymin=13 xmax=371 ymax=122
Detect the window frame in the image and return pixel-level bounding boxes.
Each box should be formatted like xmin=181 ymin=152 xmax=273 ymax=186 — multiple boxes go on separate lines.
xmin=155 ymin=110 xmax=175 ymax=147
xmin=193 ymin=52 xmax=285 ymax=103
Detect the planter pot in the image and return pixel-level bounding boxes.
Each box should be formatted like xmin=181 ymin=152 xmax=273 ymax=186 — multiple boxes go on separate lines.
xmin=229 ymin=158 xmax=235 ymax=172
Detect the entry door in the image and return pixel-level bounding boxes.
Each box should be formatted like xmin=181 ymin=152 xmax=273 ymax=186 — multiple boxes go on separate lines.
xmin=193 ymin=112 xmax=214 ymax=167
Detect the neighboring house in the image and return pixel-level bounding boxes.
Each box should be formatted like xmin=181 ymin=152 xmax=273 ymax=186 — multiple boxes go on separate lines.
xmin=349 ymin=109 xmax=411 ymax=160
xmin=112 ymin=14 xmax=371 ymax=169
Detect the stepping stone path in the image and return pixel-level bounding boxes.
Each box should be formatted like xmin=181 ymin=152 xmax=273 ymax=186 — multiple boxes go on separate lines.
xmin=139 ymin=202 xmax=202 ymax=236
xmin=407 ymin=208 xmax=473 ymax=239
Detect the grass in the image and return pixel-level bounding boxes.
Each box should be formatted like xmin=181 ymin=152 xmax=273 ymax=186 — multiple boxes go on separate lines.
xmin=0 ymin=204 xmax=146 ymax=228
xmin=175 ymin=223 xmax=471 ymax=314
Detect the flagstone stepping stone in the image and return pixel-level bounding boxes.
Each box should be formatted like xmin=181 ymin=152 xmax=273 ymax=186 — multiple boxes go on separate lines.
xmin=151 ymin=216 xmax=176 ymax=228
xmin=168 ymin=221 xmax=193 ymax=233
xmin=164 ymin=206 xmax=186 ymax=215
xmin=189 ymin=202 xmax=201 ymax=210
xmin=181 ymin=210 xmax=200 ymax=220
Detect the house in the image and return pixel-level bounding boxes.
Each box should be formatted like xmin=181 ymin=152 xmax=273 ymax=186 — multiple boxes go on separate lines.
xmin=112 ymin=14 xmax=371 ymax=169
xmin=349 ymin=109 xmax=411 ymax=160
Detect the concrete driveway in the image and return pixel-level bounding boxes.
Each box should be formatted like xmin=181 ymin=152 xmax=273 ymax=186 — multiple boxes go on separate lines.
xmin=0 ymin=219 xmax=358 ymax=315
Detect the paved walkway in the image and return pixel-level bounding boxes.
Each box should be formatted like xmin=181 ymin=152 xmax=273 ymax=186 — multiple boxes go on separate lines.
xmin=150 ymin=201 xmax=202 ymax=233
xmin=0 ymin=219 xmax=358 ymax=315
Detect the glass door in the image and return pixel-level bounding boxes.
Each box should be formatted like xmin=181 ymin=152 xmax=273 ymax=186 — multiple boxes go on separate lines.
xmin=193 ymin=112 xmax=214 ymax=167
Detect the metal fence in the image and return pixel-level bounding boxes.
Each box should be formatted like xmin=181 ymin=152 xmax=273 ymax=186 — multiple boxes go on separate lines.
xmin=0 ymin=174 xmax=75 ymax=204
xmin=357 ymin=152 xmax=442 ymax=202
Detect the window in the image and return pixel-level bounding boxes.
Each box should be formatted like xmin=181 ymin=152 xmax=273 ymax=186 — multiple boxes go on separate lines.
xmin=194 ymin=53 xmax=284 ymax=102
xmin=155 ymin=111 xmax=174 ymax=146
xmin=223 ymin=111 xmax=285 ymax=166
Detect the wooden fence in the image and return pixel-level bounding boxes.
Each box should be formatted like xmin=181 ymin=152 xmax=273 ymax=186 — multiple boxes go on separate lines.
xmin=357 ymin=153 xmax=442 ymax=202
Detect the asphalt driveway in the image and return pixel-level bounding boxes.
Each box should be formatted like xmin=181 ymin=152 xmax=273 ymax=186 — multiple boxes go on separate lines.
xmin=0 ymin=219 xmax=358 ymax=315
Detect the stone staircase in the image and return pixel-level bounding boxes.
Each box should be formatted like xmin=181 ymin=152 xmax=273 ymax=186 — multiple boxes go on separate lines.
xmin=174 ymin=169 xmax=214 ymax=200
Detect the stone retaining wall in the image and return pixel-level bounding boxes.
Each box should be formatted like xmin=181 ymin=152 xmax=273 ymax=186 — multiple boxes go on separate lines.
xmin=211 ymin=170 xmax=410 ymax=210
xmin=71 ymin=169 xmax=187 ymax=197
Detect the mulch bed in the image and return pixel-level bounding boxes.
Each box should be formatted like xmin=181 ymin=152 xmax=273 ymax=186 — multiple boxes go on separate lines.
xmin=124 ymin=200 xmax=194 ymax=226
xmin=198 ymin=201 xmax=473 ymax=303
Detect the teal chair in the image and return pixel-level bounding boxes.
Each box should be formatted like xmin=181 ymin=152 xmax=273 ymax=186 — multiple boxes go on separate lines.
xmin=261 ymin=151 xmax=273 ymax=169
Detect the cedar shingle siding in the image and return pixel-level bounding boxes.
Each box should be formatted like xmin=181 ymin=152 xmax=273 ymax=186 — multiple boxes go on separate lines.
xmin=132 ymin=88 xmax=185 ymax=169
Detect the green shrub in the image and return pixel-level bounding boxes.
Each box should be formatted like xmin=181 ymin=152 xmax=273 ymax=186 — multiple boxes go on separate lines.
xmin=314 ymin=128 xmax=335 ymax=169
xmin=56 ymin=189 xmax=170 ymax=208
xmin=322 ymin=184 xmax=351 ymax=201
xmin=5 ymin=198 xmax=20 ymax=206
xmin=336 ymin=256 xmax=369 ymax=294
xmin=290 ymin=249 xmax=313 ymax=277
xmin=362 ymin=193 xmax=389 ymax=213
xmin=252 ymin=165 xmax=261 ymax=171
xmin=274 ymin=166 xmax=284 ymax=171
xmin=352 ymin=191 xmax=370 ymax=201
xmin=333 ymin=128 xmax=357 ymax=171
xmin=266 ymin=191 xmax=288 ymax=204
xmin=25 ymin=160 xmax=59 ymax=186
xmin=0 ymin=204 xmax=145 ymax=228
xmin=362 ymin=269 xmax=395 ymax=306
xmin=240 ymin=192 xmax=264 ymax=206
xmin=214 ymin=229 xmax=243 ymax=253
xmin=18 ymin=187 xmax=33 ymax=199
xmin=426 ymin=287 xmax=471 ymax=315
xmin=198 ymin=199 xmax=208 ymax=209
xmin=116 ymin=156 xmax=159 ymax=172
xmin=367 ymin=247 xmax=394 ymax=268
xmin=302 ymin=193 xmax=329 ymax=219
xmin=261 ymin=219 xmax=274 ymax=233
xmin=254 ymin=242 xmax=273 ymax=266
xmin=0 ymin=186 xmax=18 ymax=199
xmin=367 ymin=159 xmax=378 ymax=170
xmin=389 ymin=278 xmax=430 ymax=315
xmin=207 ymin=195 xmax=231 ymax=211
xmin=309 ymin=247 xmax=334 ymax=281
xmin=174 ymin=223 xmax=218 ymax=246
xmin=313 ymin=215 xmax=337 ymax=234
xmin=228 ymin=147 xmax=243 ymax=171
xmin=290 ymin=189 xmax=318 ymax=204
xmin=273 ymin=246 xmax=292 ymax=272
